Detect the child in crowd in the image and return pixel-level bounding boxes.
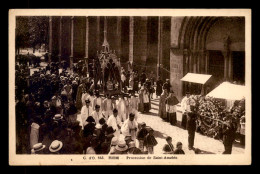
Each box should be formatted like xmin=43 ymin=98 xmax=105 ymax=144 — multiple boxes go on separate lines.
xmin=174 ymin=142 xmax=185 ymax=154
xmin=163 ymin=136 xmax=174 ymax=154
xmin=144 ymin=128 xmax=158 ymax=154
xmin=137 ymin=122 xmax=148 ymax=151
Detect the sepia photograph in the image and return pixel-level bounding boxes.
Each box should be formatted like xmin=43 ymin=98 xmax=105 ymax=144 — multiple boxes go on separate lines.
xmin=8 ymin=9 xmax=251 ymax=165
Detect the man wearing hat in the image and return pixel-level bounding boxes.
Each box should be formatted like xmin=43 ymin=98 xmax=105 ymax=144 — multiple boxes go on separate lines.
xmin=107 ymin=108 xmax=122 ymax=138
xmin=80 ymin=99 xmax=93 ymax=127
xmin=91 ymin=105 xmax=103 ymax=124
xmin=114 ymin=139 xmax=128 ymax=154
xmin=121 ymin=113 xmax=138 ymax=142
xmin=31 ymin=143 xmax=46 ymax=154
xmin=186 ymin=112 xmax=197 ymax=150
xmin=49 ymin=140 xmax=63 ymax=154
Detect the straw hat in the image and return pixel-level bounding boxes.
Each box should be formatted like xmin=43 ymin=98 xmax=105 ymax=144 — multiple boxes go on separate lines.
xmin=128 ymin=141 xmax=136 ymax=149
xmin=53 ymin=114 xmax=63 ymax=121
xmin=32 ymin=143 xmax=45 ymax=152
xmin=49 ymin=140 xmax=63 ymax=152
xmin=115 ymin=140 xmax=128 ymax=152
xmin=111 ymin=137 xmax=118 ymax=146
xmin=95 ymin=124 xmax=102 ymax=129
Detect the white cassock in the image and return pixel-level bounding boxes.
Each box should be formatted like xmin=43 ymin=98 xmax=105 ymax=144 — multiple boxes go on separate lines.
xmin=129 ymin=96 xmax=139 ymax=121
xmin=81 ymin=93 xmax=90 ymax=106
xmin=116 ymin=98 xmax=127 ymax=122
xmin=103 ymin=98 xmax=113 ymax=120
xmin=93 ymin=97 xmax=104 ymax=111
xmin=91 ymin=110 xmax=103 ymax=125
xmin=88 ymin=96 xmax=95 ymax=108
xmin=125 ymin=98 xmax=130 ymax=120
xmin=107 ymin=115 xmax=122 ymax=138
xmin=80 ymin=105 xmax=93 ymax=128
xmin=121 ymin=118 xmax=138 ymax=142
xmin=181 ymin=96 xmax=188 ymax=113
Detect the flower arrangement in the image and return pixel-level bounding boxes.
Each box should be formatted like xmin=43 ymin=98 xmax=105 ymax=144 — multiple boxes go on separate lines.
xmin=187 ymin=95 xmax=245 ymax=140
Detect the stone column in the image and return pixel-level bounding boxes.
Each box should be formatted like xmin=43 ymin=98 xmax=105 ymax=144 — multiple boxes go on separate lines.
xmin=157 ymin=16 xmax=163 ymax=78
xmin=58 ymin=16 xmax=62 ymax=65
xmin=228 ymin=54 xmax=233 ymax=81
xmin=48 ymin=16 xmax=52 ymax=63
xmin=170 ymin=48 xmax=183 ymax=101
xmin=183 ymin=49 xmax=189 ymax=94
xmin=205 ymin=51 xmax=209 ymax=74
xmin=116 ymin=17 xmax=122 ymax=58
xmin=196 ymin=50 xmax=200 ymax=73
xmin=189 ymin=50 xmax=193 ymax=73
xmin=222 ymin=50 xmax=229 ymax=80
xmin=70 ymin=16 xmax=74 ymax=69
xmin=129 ymin=16 xmax=134 ymax=63
xmin=199 ymin=50 xmax=206 ymax=74
xmin=85 ymin=16 xmax=89 ymax=72
xmin=96 ymin=16 xmax=100 ymax=52
xmin=192 ymin=50 xmax=197 ymax=73
xmin=133 ymin=17 xmax=148 ymax=68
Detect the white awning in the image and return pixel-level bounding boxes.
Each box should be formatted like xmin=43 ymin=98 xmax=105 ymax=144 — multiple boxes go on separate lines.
xmin=206 ymin=81 xmax=246 ymax=100
xmin=180 ymin=73 xmax=212 ymax=84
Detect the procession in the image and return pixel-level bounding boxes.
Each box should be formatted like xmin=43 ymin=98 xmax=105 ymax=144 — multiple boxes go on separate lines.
xmin=14 ymin=15 xmax=246 ymax=156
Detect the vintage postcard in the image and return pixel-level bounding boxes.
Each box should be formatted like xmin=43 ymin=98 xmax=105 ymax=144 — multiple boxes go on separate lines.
xmin=9 ymin=9 xmax=251 ymax=165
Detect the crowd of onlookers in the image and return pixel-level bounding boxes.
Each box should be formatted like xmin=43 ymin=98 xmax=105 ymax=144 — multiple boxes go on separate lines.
xmin=15 ymin=58 xmax=244 ymax=155
xmin=15 ymin=60 xmax=187 ymax=155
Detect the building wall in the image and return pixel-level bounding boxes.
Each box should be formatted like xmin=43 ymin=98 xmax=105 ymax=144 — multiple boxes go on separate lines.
xmin=206 ymin=17 xmax=245 ymax=52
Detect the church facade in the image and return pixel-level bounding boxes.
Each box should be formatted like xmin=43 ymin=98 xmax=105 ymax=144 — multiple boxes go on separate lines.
xmin=48 ymin=16 xmax=245 ymax=100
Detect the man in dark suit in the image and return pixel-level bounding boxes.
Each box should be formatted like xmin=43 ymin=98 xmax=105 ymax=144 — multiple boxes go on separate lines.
xmin=222 ymin=119 xmax=236 ymax=154
xmin=186 ymin=111 xmax=197 ymax=150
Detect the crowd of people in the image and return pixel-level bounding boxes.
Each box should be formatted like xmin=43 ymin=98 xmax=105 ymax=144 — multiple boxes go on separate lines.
xmin=15 ymin=57 xmax=245 ymax=155
xmin=15 ymin=59 xmax=187 ymax=155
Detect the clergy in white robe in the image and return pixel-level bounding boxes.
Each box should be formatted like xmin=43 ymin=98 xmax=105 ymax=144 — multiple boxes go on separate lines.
xmin=121 ymin=113 xmax=138 ymax=142
xmin=129 ymin=92 xmax=139 ymax=121
xmin=80 ymin=99 xmax=93 ymax=128
xmin=116 ymin=95 xmax=127 ymax=122
xmin=93 ymin=95 xmax=104 ymax=112
xmin=103 ymin=95 xmax=114 ymax=120
xmin=91 ymin=105 xmax=103 ymax=124
xmin=107 ymin=108 xmax=122 ymax=138
xmin=81 ymin=92 xmax=89 ymax=107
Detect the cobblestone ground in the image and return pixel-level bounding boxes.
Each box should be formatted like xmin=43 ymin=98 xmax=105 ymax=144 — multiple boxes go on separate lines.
xmin=136 ymin=95 xmax=245 ymax=155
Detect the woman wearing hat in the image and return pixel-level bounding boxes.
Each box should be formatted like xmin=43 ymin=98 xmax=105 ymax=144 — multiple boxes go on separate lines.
xmin=30 ymin=116 xmax=42 ymax=149
xmin=138 ymin=87 xmax=145 ymax=113
xmin=75 ymin=82 xmax=85 ymax=110
xmin=143 ymin=88 xmax=150 ymax=113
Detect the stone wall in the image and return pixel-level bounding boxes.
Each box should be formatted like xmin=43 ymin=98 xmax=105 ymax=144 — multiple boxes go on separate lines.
xmin=170 ymin=48 xmax=184 ymax=101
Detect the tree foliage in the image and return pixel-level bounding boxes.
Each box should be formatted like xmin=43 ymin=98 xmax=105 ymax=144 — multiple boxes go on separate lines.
xmin=16 ymin=16 xmax=49 ymax=53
